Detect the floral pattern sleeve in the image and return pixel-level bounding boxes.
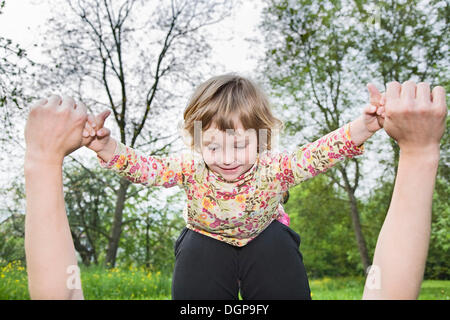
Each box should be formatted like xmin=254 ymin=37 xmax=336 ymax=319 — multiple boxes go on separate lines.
xmin=97 ymin=141 xmax=196 ymax=188
xmin=274 ymin=122 xmax=364 ymax=190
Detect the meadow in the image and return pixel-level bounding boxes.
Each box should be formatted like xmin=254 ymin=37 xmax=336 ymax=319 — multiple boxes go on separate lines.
xmin=1 ymin=261 xmax=448 ymax=300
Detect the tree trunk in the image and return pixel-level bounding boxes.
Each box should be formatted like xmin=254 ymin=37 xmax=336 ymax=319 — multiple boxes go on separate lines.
xmin=145 ymin=218 xmax=150 ymax=269
xmin=105 ymin=177 xmax=130 ymax=268
xmin=340 ymin=169 xmax=371 ymax=273
xmin=71 ymin=230 xmax=91 ymax=267
xmin=347 ymin=188 xmax=371 ymax=273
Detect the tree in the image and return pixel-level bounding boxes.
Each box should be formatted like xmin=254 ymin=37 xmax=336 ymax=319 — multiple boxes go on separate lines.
xmin=38 ymin=0 xmax=232 ymax=267
xmin=0 ymin=0 xmax=31 ymax=109
xmin=118 ymin=190 xmax=185 ymax=272
xmin=0 ymin=0 xmax=37 ymax=150
xmin=0 ymin=179 xmax=26 ymax=265
xmin=62 ymin=163 xmax=118 ymax=266
xmin=260 ymin=0 xmax=372 ymax=272
xmin=353 ymin=0 xmax=449 ymax=278
xmin=0 ymin=213 xmax=25 ymax=265
xmin=352 ymin=0 xmax=449 ymax=175
xmin=285 ymin=175 xmax=361 ymax=277
xmin=61 ymin=161 xmax=185 ymax=271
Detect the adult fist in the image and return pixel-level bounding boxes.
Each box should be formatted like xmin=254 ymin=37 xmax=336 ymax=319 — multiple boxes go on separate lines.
xmin=383 ymin=81 xmax=447 ymax=155
xmin=24 ymin=95 xmax=88 ymax=165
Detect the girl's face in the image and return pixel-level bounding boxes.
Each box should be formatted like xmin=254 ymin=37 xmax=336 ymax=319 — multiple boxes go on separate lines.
xmin=201 ymin=118 xmax=258 ymax=181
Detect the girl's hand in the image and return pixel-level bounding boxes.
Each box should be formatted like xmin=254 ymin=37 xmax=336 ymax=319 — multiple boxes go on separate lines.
xmin=81 ymin=114 xmax=97 ymax=147
xmin=365 ymin=83 xmax=386 ymax=132
xmin=83 ymin=110 xmax=112 ymax=153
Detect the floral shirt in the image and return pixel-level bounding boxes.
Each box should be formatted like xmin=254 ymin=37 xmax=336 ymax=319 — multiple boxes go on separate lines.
xmin=98 ymin=122 xmax=364 ymax=247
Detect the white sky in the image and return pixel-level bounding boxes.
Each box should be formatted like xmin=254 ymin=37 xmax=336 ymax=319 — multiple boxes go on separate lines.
xmin=0 ymin=0 xmax=266 ymax=75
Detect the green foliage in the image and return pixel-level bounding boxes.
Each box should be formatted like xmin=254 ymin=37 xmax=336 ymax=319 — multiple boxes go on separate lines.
xmin=1 ymin=261 xmax=448 ymax=299
xmin=0 ymin=218 xmax=24 ymax=265
xmin=0 ymin=260 xmax=29 ymax=300
xmin=285 ymin=175 xmax=361 ymax=277
xmin=0 ymin=261 xmax=172 ymax=300
xmin=63 ymin=164 xmax=118 ymax=266
xmin=286 ymin=168 xmax=449 ymax=279
xmin=358 ymin=169 xmax=450 ymax=279
xmin=353 ymin=0 xmax=449 ymax=169
xmin=262 ymin=0 xmax=360 ymax=132
xmin=62 ymin=162 xmax=186 ymax=272
xmin=0 ymin=179 xmax=26 ymax=265
xmin=117 ymin=189 xmax=185 ymax=273
xmin=426 ymin=117 xmax=450 ymax=279
xmin=262 ymin=0 xmax=376 ymax=272
xmin=79 ymin=264 xmax=172 ymax=300
xmin=263 ymin=0 xmax=449 ymax=279
xmin=353 ymin=0 xmax=449 ymax=85
xmin=0 ymin=161 xmax=186 ymax=272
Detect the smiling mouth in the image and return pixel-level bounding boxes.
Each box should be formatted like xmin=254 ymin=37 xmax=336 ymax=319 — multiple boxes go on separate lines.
xmin=219 ymin=166 xmax=240 ymax=171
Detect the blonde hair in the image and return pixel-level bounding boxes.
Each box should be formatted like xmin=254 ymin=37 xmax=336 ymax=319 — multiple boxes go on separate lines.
xmin=182 ymin=73 xmax=283 ymax=153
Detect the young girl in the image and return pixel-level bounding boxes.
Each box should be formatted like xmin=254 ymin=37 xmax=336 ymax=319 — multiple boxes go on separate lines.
xmin=83 ymin=74 xmax=383 ymax=299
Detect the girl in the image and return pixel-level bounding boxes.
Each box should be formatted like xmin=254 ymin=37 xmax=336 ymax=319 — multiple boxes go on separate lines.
xmin=83 ymin=74 xmax=383 ymax=299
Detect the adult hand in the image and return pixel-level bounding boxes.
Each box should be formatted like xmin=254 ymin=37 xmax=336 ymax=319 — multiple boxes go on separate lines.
xmin=24 ymin=95 xmax=89 ymax=166
xmin=383 ymin=81 xmax=447 ymax=155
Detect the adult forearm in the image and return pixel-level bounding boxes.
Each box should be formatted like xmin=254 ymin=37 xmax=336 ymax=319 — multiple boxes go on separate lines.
xmin=24 ymin=160 xmax=83 ymax=300
xmin=363 ymin=149 xmax=439 ymax=299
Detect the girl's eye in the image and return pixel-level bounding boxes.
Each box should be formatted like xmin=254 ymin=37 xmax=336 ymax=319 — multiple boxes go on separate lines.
xmin=235 ymin=145 xmax=246 ymax=149
xmin=208 ymin=146 xmax=218 ymax=151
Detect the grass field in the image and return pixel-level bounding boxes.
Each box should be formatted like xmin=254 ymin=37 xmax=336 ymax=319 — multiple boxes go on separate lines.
xmin=1 ymin=261 xmax=448 ymax=300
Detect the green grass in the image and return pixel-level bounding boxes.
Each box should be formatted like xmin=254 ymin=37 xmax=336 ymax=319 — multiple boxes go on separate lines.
xmin=309 ymin=277 xmax=450 ymax=300
xmin=309 ymin=277 xmax=365 ymax=300
xmin=0 ymin=261 xmax=172 ymax=300
xmin=1 ymin=261 xmax=449 ymax=300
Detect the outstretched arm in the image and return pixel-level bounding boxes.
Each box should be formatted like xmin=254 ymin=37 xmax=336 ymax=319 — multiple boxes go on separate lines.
xmin=362 ymin=81 xmax=447 ymax=299
xmin=24 ymin=95 xmax=91 ymax=300
xmin=363 ymin=149 xmax=439 ymax=299
xmin=25 ymin=160 xmax=84 ymax=300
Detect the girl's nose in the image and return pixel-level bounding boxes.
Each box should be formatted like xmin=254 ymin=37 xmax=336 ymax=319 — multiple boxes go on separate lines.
xmin=221 ymin=148 xmax=236 ymax=165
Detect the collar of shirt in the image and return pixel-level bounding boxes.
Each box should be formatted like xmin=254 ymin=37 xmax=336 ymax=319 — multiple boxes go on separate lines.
xmin=206 ymin=153 xmax=260 ymax=184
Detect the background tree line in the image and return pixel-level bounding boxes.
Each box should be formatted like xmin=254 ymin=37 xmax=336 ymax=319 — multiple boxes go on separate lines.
xmin=0 ymin=0 xmax=448 ymax=279
xmin=260 ymin=0 xmax=448 ymax=278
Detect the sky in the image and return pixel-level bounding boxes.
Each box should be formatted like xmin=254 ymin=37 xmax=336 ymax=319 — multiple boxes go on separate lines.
xmin=0 ymin=0 xmax=266 ymax=75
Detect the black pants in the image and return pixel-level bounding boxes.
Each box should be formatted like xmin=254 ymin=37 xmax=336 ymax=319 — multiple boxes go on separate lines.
xmin=172 ymin=220 xmax=311 ymax=300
